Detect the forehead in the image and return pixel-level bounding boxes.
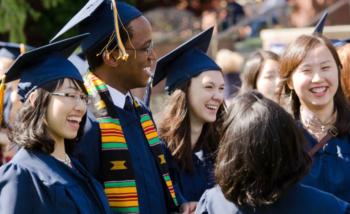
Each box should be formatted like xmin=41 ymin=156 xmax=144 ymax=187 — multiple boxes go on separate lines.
xmin=192 ymin=70 xmax=224 ymax=84
xmin=58 ymin=78 xmax=82 ymax=90
xmin=128 ymin=16 xmax=152 ymax=46
xmin=299 ymin=44 xmax=335 ymax=65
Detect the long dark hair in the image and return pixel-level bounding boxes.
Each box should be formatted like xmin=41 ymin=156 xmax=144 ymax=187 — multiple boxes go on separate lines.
xmin=158 ymin=80 xmax=226 ymax=172
xmin=278 ymin=34 xmax=350 ymax=136
xmin=216 ymin=91 xmax=311 ymax=207
xmin=10 ymin=78 xmax=87 ymax=154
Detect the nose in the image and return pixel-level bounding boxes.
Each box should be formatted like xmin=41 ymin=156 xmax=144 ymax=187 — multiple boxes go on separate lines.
xmin=74 ymin=98 xmax=87 ymax=113
xmin=212 ymin=89 xmax=224 ymax=103
xmin=148 ymin=48 xmax=157 ymax=62
xmin=311 ymin=71 xmax=323 ymax=83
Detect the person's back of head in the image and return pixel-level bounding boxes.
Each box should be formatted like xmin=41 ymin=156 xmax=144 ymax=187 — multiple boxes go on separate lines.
xmin=216 ymin=91 xmax=311 ymax=207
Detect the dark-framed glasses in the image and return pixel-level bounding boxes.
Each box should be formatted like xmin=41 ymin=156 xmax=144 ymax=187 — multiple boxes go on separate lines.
xmin=51 ymin=92 xmax=90 ymax=105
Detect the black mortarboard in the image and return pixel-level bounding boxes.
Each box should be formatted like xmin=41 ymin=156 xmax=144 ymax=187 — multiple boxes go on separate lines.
xmin=4 ymin=33 xmax=89 ymax=103
xmin=152 ymin=27 xmax=221 ymax=94
xmin=0 ymin=42 xmax=32 ymax=60
xmin=50 ymin=0 xmax=142 ymax=58
xmin=313 ymin=11 xmax=328 ymax=35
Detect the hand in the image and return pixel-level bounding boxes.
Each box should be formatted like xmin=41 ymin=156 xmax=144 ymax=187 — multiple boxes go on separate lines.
xmin=180 ymin=201 xmax=197 ymax=214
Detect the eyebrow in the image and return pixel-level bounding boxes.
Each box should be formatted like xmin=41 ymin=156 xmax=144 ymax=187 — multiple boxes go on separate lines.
xmin=320 ymin=60 xmax=332 ymax=65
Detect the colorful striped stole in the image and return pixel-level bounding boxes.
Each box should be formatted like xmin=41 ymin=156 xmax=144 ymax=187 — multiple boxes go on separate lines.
xmin=84 ymin=72 xmax=177 ymax=213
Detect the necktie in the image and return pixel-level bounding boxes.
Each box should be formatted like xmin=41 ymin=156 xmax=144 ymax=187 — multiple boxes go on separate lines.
xmin=124 ymin=96 xmax=133 ymax=111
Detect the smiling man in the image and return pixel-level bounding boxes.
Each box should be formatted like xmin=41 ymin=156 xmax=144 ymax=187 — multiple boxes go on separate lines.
xmin=51 ymin=1 xmax=178 ymax=213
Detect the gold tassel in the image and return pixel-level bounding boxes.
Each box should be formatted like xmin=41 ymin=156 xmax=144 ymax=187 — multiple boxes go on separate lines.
xmin=0 ymin=75 xmax=6 ymax=124
xmin=111 ymin=0 xmax=129 ymax=61
xmin=19 ymin=43 xmax=26 ymax=55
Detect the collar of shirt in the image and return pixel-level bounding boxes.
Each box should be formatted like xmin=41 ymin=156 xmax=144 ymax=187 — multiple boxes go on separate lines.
xmin=106 ymin=85 xmax=130 ymax=109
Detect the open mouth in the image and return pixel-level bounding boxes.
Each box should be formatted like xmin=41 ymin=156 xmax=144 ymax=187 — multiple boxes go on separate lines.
xmin=309 ymin=86 xmax=328 ymax=94
xmin=205 ymin=104 xmax=219 ymax=111
xmin=67 ymin=116 xmax=82 ymax=129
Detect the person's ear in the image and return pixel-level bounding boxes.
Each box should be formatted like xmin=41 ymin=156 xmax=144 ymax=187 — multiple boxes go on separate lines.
xmin=287 ymin=78 xmax=294 ymax=90
xmin=102 ymin=50 xmax=119 ymax=67
xmin=28 ymin=90 xmax=38 ymax=107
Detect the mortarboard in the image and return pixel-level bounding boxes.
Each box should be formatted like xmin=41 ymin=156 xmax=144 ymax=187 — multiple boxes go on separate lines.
xmin=152 ymin=27 xmax=221 ymax=94
xmin=0 ymin=42 xmax=32 ymax=60
xmin=68 ymin=52 xmax=89 ymax=76
xmin=331 ymin=37 xmax=350 ymax=47
xmin=313 ymin=11 xmax=328 ymax=35
xmin=3 ymin=33 xmax=89 ymax=105
xmin=50 ymin=0 xmax=142 ymax=60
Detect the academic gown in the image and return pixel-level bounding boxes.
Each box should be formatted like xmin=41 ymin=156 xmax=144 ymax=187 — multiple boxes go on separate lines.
xmin=195 ymin=184 xmax=350 ymax=214
xmin=0 ymin=148 xmax=111 ymax=214
xmin=73 ymin=101 xmax=176 ymax=214
xmin=164 ymin=147 xmax=215 ymax=205
xmin=302 ymin=130 xmax=350 ymax=203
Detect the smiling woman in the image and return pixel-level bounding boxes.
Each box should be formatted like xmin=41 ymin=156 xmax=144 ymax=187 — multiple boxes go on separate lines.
xmin=153 ymin=27 xmax=226 ymax=213
xmin=0 ymin=35 xmax=111 ymax=213
xmin=278 ymin=34 xmax=350 ymax=203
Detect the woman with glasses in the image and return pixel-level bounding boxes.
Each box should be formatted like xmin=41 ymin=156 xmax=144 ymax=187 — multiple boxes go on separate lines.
xmin=0 ymin=35 xmax=111 ymax=213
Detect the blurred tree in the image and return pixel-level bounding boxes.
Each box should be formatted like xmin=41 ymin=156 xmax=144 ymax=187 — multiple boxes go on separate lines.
xmin=0 ymin=0 xmax=219 ymax=45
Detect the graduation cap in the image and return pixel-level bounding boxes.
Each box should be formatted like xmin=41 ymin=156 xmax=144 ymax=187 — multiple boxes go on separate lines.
xmin=313 ymin=11 xmax=328 ymax=35
xmin=331 ymin=37 xmax=350 ymax=47
xmin=1 ymin=33 xmax=89 ymax=116
xmin=68 ymin=52 xmax=89 ymax=76
xmin=152 ymin=27 xmax=221 ymax=94
xmin=50 ymin=0 xmax=142 ymax=60
xmin=0 ymin=42 xmax=32 ymax=60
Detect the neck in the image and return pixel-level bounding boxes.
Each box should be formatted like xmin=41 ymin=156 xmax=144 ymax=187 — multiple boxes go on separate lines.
xmin=300 ymin=100 xmax=335 ymax=124
xmin=93 ymin=65 xmax=128 ymax=94
xmin=190 ymin=116 xmax=204 ymax=150
xmin=51 ymin=138 xmax=66 ymax=160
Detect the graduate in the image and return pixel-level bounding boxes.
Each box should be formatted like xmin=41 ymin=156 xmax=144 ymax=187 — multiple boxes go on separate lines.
xmin=239 ymin=50 xmax=280 ymax=102
xmin=51 ymin=1 xmax=178 ymax=213
xmin=153 ymin=27 xmax=226 ymax=213
xmin=277 ymin=16 xmax=350 ymax=202
xmin=196 ymin=91 xmax=350 ymax=214
xmin=0 ymin=34 xmax=111 ymax=214
xmin=0 ymin=42 xmax=31 ymax=164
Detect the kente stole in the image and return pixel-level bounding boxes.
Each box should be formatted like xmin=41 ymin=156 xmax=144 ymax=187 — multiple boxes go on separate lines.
xmin=84 ymin=72 xmax=177 ymax=213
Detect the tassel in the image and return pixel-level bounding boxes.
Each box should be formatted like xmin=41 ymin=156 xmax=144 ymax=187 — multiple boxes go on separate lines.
xmin=111 ymin=0 xmax=129 ymax=61
xmin=0 ymin=75 xmax=6 ymax=124
xmin=19 ymin=43 xmax=26 ymax=55
xmin=143 ymin=77 xmax=153 ymax=108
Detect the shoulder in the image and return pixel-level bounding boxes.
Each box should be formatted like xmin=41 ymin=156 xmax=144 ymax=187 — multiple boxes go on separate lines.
xmin=0 ymin=161 xmax=37 ymax=195
xmin=196 ymin=186 xmax=238 ymax=214
xmin=293 ymin=184 xmax=349 ymax=213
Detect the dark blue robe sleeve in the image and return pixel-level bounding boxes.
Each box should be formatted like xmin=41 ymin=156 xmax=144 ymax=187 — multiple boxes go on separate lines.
xmin=0 ymin=163 xmax=38 ymax=213
xmin=161 ymin=142 xmax=188 ymax=205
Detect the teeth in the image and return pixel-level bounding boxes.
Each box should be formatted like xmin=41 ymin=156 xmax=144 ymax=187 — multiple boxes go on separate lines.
xmin=67 ymin=116 xmax=81 ymax=123
xmin=206 ymin=104 xmax=218 ymax=110
xmin=310 ymin=87 xmax=327 ymax=93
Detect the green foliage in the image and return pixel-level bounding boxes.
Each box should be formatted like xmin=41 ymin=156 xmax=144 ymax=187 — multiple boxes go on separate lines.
xmin=0 ymin=0 xmax=73 ymax=43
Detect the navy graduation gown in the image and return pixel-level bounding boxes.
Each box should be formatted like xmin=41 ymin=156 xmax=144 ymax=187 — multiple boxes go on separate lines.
xmin=164 ymin=147 xmax=215 ymax=205
xmin=195 ymin=184 xmax=350 ymax=214
xmin=302 ymin=130 xmax=350 ymax=203
xmin=73 ymin=101 xmax=175 ymax=214
xmin=0 ymin=148 xmax=111 ymax=214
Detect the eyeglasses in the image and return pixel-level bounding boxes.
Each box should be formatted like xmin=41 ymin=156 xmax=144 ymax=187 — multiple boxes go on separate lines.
xmin=51 ymin=92 xmax=90 ymax=105
xmin=125 ymin=41 xmax=154 ymax=56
